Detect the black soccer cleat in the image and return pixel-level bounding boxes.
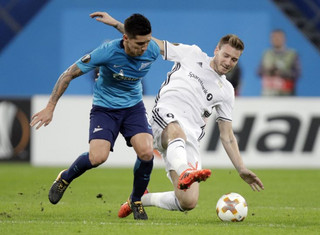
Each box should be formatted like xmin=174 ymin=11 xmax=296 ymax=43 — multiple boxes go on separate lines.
xmin=130 ymin=200 xmax=148 ymax=220
xmin=48 ymin=170 xmax=69 ymax=204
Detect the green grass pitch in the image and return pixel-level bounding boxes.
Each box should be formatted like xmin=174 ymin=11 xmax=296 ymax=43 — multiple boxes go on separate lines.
xmin=0 ymin=163 xmax=319 ymax=234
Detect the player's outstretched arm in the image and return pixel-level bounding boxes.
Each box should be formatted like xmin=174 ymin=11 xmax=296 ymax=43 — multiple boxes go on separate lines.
xmin=30 ymin=64 xmax=83 ymax=130
xmin=218 ymin=120 xmax=265 ymax=191
xmin=90 ymin=11 xmax=164 ymax=54
xmin=90 ymin=12 xmax=125 ymax=34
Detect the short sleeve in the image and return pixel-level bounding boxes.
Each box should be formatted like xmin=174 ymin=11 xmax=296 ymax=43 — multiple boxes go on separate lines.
xmin=76 ymin=43 xmax=112 ymax=74
xmin=215 ymin=86 xmax=235 ymax=122
xmin=163 ymin=41 xmax=202 ymax=62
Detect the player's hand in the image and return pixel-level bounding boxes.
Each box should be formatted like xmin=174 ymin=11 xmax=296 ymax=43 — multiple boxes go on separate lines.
xmin=90 ymin=12 xmax=119 ymax=27
xmin=239 ymin=168 xmax=264 ymax=192
xmin=30 ymin=107 xmax=54 ymax=130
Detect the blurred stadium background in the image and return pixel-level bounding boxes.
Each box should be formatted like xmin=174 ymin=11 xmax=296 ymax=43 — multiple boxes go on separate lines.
xmin=0 ymin=0 xmax=319 ymax=168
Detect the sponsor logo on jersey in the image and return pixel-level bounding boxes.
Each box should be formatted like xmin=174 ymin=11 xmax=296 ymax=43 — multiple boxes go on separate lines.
xmin=188 ymin=72 xmax=209 ymax=96
xmin=112 ymin=71 xmax=141 ymax=81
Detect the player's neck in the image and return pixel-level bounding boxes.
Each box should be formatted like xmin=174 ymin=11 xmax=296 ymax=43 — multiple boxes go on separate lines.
xmin=210 ymin=59 xmax=214 ymax=70
xmin=210 ymin=59 xmax=219 ymax=75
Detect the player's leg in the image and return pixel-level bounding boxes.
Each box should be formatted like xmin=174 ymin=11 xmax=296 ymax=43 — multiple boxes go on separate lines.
xmin=170 ymin=170 xmax=199 ymax=210
xmin=130 ymin=133 xmax=154 ymax=201
xmin=162 ymin=122 xmax=211 ymax=190
xmin=141 ymin=125 xmax=210 ymax=211
xmin=48 ymin=139 xmax=111 ymax=204
xmin=132 ymin=141 xmax=201 ymax=212
xmin=48 ymin=105 xmax=116 ymax=204
xmin=62 ymin=139 xmax=111 ymax=182
xmin=141 ymin=170 xmax=199 ymax=211
xmin=125 ymin=133 xmax=153 ymax=220
xmin=162 ymin=122 xmax=190 ymax=175
xmin=120 ymin=101 xmax=154 ymax=220
xmin=141 ymin=191 xmax=183 ymax=211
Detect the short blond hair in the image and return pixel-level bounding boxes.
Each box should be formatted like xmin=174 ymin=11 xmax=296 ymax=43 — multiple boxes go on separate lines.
xmin=218 ymin=34 xmax=244 ymax=51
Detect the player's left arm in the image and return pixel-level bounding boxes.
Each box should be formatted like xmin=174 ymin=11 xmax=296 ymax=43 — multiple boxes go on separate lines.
xmin=90 ymin=11 xmax=165 ymax=55
xmin=218 ymin=120 xmax=264 ymax=191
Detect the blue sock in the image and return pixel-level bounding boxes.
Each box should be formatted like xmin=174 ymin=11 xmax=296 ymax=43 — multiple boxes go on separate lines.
xmin=61 ymin=152 xmax=94 ymax=183
xmin=131 ymin=156 xmax=154 ymax=202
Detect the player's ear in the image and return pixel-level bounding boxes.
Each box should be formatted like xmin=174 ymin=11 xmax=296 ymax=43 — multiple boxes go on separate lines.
xmin=214 ymin=46 xmax=219 ymax=56
xmin=123 ymin=34 xmax=128 ymax=41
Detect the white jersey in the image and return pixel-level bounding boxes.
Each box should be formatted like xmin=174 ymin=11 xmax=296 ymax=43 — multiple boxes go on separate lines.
xmin=152 ymin=41 xmax=235 ymax=143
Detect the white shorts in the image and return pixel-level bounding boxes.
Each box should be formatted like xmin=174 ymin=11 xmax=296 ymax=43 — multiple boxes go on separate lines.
xmin=151 ymin=105 xmax=202 ymax=177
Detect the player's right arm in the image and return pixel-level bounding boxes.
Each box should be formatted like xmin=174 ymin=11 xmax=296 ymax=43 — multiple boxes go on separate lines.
xmin=90 ymin=11 xmax=165 ymax=55
xmin=218 ymin=120 xmax=264 ymax=191
xmin=30 ymin=64 xmax=83 ymax=130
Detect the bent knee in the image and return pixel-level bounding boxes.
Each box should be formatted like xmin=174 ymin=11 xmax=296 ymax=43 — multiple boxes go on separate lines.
xmin=89 ymin=139 xmax=110 ymax=166
xmin=179 ymin=198 xmax=198 ymax=211
xmin=89 ymin=152 xmax=108 ymax=166
xmin=137 ymin=147 xmax=154 ymax=161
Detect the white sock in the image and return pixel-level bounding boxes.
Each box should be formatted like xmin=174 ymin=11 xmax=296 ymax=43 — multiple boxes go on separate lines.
xmin=166 ymin=138 xmax=189 ymax=175
xmin=142 ymin=191 xmax=183 ymax=211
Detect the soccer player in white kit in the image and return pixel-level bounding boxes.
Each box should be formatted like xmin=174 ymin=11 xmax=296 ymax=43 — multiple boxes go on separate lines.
xmin=91 ymin=12 xmax=264 ymax=216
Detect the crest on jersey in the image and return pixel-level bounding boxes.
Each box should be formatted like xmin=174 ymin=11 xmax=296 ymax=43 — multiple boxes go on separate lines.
xmin=139 ymin=62 xmax=152 ymax=71
xmin=81 ymin=54 xmax=91 ymax=63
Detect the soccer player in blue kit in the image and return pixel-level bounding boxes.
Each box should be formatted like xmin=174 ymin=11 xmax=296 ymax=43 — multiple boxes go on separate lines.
xmin=30 ymin=14 xmax=160 ymax=220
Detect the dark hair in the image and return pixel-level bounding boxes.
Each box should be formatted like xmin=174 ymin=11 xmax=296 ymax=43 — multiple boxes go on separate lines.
xmin=124 ymin=14 xmax=152 ymax=38
xmin=218 ymin=34 xmax=244 ymax=51
xmin=272 ymin=29 xmax=285 ymax=34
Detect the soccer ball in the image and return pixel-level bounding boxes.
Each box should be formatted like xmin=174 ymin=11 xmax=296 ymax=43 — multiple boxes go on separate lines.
xmin=216 ymin=192 xmax=248 ymax=222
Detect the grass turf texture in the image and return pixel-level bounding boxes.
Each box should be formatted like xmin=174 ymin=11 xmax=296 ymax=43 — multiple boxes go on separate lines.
xmin=0 ymin=163 xmax=319 ymax=235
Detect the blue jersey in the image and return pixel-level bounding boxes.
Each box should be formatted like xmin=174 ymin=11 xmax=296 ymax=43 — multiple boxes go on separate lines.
xmin=76 ymin=39 xmax=160 ymax=108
